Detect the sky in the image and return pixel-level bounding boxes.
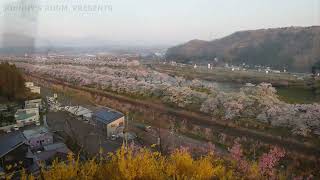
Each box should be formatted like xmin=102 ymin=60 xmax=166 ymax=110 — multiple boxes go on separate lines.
xmin=0 ymin=0 xmax=319 ymax=47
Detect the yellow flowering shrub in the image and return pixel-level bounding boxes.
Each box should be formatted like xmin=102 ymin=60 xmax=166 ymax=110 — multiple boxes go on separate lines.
xmin=16 ymin=146 xmax=286 ymax=180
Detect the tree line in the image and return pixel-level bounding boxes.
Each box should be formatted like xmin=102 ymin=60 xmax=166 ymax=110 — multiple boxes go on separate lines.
xmin=0 ymin=62 xmax=26 ymax=101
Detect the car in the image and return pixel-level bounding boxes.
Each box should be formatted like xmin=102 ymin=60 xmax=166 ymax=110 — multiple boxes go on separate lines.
xmin=13 ymin=125 xmax=19 ymax=131
xmin=145 ymin=126 xmax=152 ymax=132
xmin=110 ymin=135 xmax=117 ymax=141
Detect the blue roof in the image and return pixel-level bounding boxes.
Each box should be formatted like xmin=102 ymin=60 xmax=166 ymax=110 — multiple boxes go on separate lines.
xmin=93 ymin=108 xmax=124 ymax=124
xmin=0 ymin=132 xmax=26 ymax=158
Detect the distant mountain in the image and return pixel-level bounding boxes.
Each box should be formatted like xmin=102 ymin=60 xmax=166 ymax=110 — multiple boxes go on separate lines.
xmin=0 ymin=34 xmax=168 ymax=56
xmin=166 ymin=26 xmax=320 ymax=72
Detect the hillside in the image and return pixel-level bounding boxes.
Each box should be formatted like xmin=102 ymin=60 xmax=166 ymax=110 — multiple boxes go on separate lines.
xmin=166 ymin=26 xmax=320 ymax=72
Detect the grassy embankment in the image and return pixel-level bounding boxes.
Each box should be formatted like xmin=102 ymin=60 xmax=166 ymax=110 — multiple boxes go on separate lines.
xmin=153 ymin=64 xmax=306 ymax=86
xmin=154 ymin=64 xmax=320 ymax=104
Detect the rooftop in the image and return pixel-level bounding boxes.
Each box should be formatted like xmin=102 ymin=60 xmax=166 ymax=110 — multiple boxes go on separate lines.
xmin=0 ymin=104 xmax=7 ymax=111
xmin=64 ymin=106 xmax=92 ymax=118
xmin=25 ymin=104 xmax=39 ymax=109
xmin=25 ymin=99 xmax=42 ymax=103
xmin=23 ymin=126 xmax=51 ymax=140
xmin=0 ymin=132 xmax=26 ymax=158
xmin=93 ymin=108 xmax=124 ymax=125
xmin=31 ymin=143 xmax=71 ymax=167
xmin=43 ymin=142 xmax=70 ymax=154
xmin=15 ymin=110 xmax=37 ymax=121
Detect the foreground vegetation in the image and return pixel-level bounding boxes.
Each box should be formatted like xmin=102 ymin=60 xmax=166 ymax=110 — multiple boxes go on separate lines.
xmin=4 ymin=144 xmax=313 ymax=180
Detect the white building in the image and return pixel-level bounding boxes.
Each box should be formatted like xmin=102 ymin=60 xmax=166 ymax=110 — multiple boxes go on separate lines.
xmin=64 ymin=106 xmax=92 ymax=121
xmin=25 ymin=82 xmax=34 ymax=88
xmin=29 ymin=86 xmax=41 ymax=94
xmin=15 ymin=108 xmax=40 ymax=127
xmin=25 ymin=99 xmax=42 ymax=109
xmin=25 ymin=82 xmax=41 ymax=94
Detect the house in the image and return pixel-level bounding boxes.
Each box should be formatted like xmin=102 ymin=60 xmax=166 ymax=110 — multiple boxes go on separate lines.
xmin=92 ymin=108 xmax=125 ymax=137
xmin=25 ymin=99 xmax=42 ymax=109
xmin=64 ymin=106 xmax=92 ymax=121
xmin=25 ymin=82 xmax=41 ymax=94
xmin=0 ymin=132 xmax=33 ymax=172
xmin=29 ymin=86 xmax=41 ymax=94
xmin=15 ymin=108 xmax=40 ymax=127
xmin=23 ymin=127 xmax=53 ymax=149
xmin=25 ymin=82 xmax=34 ymax=88
xmin=0 ymin=104 xmax=7 ymax=112
xmin=33 ymin=143 xmax=72 ymax=166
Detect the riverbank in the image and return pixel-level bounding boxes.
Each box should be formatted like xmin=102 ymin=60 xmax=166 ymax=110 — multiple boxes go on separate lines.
xmin=153 ymin=64 xmax=320 ymax=104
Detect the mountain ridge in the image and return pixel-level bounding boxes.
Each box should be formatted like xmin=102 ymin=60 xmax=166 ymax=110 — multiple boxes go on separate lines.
xmin=166 ymin=26 xmax=320 ymax=72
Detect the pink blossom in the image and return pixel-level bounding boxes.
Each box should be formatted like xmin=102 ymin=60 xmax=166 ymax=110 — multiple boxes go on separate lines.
xmin=259 ymin=146 xmax=285 ymax=177
xmin=229 ymin=141 xmax=249 ymax=172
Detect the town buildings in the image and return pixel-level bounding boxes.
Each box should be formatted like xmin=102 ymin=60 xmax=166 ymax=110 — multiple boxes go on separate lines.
xmin=23 ymin=127 xmax=53 ymax=149
xmin=25 ymin=82 xmax=41 ymax=94
xmin=92 ymin=108 xmax=125 ymax=137
xmin=15 ymin=107 xmax=40 ymax=127
xmin=0 ymin=128 xmax=71 ymax=174
xmin=34 ymin=143 xmax=71 ymax=166
xmin=64 ymin=106 xmax=92 ymax=122
xmin=0 ymin=104 xmax=7 ymax=112
xmin=25 ymin=99 xmax=42 ymax=109
xmin=0 ymin=132 xmax=32 ymax=172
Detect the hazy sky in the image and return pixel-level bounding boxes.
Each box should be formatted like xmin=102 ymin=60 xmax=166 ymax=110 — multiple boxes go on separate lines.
xmin=0 ymin=0 xmax=319 ymax=46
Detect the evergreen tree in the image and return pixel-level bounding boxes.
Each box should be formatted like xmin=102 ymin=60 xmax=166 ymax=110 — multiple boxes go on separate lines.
xmin=0 ymin=62 xmax=26 ymax=100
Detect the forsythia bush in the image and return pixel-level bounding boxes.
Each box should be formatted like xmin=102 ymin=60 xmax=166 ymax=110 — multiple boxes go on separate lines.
xmin=17 ymin=145 xmax=289 ymax=180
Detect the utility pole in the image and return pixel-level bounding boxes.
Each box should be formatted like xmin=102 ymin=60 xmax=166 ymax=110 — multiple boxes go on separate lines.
xmin=123 ymin=112 xmax=129 ymax=149
xmin=156 ymin=111 xmax=162 ymax=153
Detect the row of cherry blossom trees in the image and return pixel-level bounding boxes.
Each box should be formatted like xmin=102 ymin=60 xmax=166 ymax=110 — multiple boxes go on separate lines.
xmin=12 ymin=60 xmax=320 ymax=137
xmin=4 ymin=56 xmax=140 ymax=67
xmin=201 ymin=83 xmax=320 ymax=137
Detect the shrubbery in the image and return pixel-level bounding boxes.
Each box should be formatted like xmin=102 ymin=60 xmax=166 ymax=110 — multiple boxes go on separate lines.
xmin=11 ymin=145 xmax=294 ymax=180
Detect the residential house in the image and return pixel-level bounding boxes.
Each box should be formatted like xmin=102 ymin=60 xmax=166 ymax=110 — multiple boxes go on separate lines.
xmin=0 ymin=132 xmax=33 ymax=172
xmin=25 ymin=82 xmax=41 ymax=94
xmin=92 ymin=108 xmax=125 ymax=137
xmin=29 ymin=86 xmax=41 ymax=94
xmin=25 ymin=82 xmax=34 ymax=88
xmin=23 ymin=127 xmax=53 ymax=149
xmin=0 ymin=104 xmax=7 ymax=112
xmin=15 ymin=108 xmax=40 ymax=127
xmin=25 ymin=99 xmax=42 ymax=110
xmin=64 ymin=106 xmax=92 ymax=121
xmin=34 ymin=143 xmax=72 ymax=166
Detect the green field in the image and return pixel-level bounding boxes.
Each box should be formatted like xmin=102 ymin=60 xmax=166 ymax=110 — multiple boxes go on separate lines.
xmin=277 ymin=87 xmax=320 ymax=104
